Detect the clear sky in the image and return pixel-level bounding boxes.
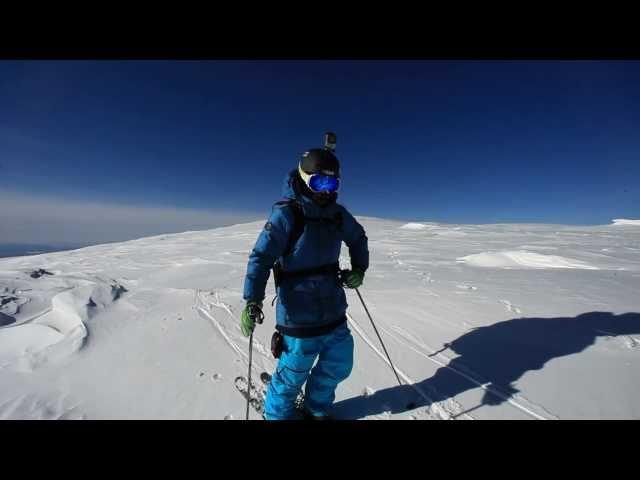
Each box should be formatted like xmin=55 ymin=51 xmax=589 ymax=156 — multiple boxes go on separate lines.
xmin=1 ymin=60 xmax=639 ymax=245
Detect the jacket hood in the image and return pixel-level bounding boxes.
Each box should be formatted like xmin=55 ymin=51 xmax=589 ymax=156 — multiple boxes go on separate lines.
xmin=281 ymin=169 xmax=301 ymax=201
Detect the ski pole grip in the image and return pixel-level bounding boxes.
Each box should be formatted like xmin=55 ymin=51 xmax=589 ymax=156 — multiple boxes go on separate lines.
xmin=248 ymin=303 xmax=264 ymax=324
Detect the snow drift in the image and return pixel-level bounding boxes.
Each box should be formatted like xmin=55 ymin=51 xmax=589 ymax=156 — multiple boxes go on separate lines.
xmin=401 ymin=223 xmax=429 ymax=230
xmin=457 ymin=251 xmax=599 ymax=270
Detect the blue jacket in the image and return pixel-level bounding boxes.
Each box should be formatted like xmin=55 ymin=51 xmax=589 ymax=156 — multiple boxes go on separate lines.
xmin=243 ymin=169 xmax=369 ymax=337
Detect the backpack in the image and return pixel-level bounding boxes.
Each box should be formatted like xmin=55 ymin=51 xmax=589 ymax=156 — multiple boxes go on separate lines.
xmin=271 ymin=199 xmax=343 ymax=289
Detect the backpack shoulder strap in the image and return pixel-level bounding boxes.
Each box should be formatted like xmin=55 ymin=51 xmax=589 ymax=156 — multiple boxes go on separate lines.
xmin=273 ymin=199 xmax=305 ymax=258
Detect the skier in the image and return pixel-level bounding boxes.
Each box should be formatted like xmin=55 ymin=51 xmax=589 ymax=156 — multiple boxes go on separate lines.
xmin=241 ymin=134 xmax=369 ymax=420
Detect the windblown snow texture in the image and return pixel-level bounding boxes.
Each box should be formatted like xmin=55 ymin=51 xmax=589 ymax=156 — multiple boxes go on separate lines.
xmin=1 ymin=218 xmax=639 ymax=419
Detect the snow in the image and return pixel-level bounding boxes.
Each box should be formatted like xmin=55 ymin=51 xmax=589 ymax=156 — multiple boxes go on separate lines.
xmin=0 ymin=219 xmax=639 ymax=420
xmin=612 ymin=219 xmax=640 ymax=226
xmin=457 ymin=251 xmax=599 ymax=270
xmin=400 ymin=222 xmax=429 ymax=230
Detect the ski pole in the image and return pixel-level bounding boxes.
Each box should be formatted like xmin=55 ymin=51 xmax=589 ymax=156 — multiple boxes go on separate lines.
xmin=451 ymin=403 xmax=484 ymax=419
xmin=246 ymin=331 xmax=254 ymax=420
xmin=354 ymin=288 xmax=403 ymax=387
xmin=245 ymin=304 xmax=264 ymax=420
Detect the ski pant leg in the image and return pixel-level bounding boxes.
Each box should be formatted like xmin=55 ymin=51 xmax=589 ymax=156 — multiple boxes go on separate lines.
xmin=263 ymin=335 xmax=320 ymax=420
xmin=304 ymin=323 xmax=354 ymax=416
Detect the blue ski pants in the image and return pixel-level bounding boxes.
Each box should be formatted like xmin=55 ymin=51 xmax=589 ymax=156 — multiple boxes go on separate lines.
xmin=264 ymin=323 xmax=354 ymax=420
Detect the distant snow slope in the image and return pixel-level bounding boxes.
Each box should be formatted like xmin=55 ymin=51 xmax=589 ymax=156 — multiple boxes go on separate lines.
xmin=612 ymin=219 xmax=640 ymax=226
xmin=1 ymin=218 xmax=639 ymax=419
xmin=401 ymin=223 xmax=429 ymax=230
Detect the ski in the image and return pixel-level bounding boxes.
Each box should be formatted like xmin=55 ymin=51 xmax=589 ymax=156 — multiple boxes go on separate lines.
xmin=236 ymin=371 xmax=308 ymax=419
xmin=235 ymin=372 xmax=271 ymax=417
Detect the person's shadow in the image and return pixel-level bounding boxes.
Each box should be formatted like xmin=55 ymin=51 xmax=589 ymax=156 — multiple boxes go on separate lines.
xmin=332 ymin=311 xmax=640 ymax=419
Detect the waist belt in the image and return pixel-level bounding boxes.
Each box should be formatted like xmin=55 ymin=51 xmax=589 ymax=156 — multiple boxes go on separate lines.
xmin=273 ymin=261 xmax=339 ymax=287
xmin=276 ymin=316 xmax=347 ymax=338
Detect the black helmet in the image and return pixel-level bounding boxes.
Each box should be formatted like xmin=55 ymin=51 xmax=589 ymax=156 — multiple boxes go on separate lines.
xmin=299 ymin=148 xmax=340 ymax=177
xmin=295 ymin=148 xmax=341 ymax=206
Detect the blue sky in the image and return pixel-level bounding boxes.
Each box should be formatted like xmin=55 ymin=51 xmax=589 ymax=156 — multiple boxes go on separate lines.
xmin=1 ymin=60 xmax=639 ymax=245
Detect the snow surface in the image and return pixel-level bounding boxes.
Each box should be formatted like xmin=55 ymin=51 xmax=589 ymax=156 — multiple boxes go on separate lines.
xmin=612 ymin=219 xmax=640 ymax=226
xmin=401 ymin=223 xmax=429 ymax=230
xmin=457 ymin=251 xmax=599 ymax=270
xmin=1 ymin=218 xmax=639 ymax=419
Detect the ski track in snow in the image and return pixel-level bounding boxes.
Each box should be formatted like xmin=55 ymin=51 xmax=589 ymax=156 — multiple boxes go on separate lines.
xmin=377 ymin=238 xmax=560 ymax=419
xmin=194 ymin=289 xmax=246 ymax=361
xmin=201 ymin=286 xmax=472 ymax=421
xmin=346 ymin=312 xmax=468 ymax=420
xmin=383 ymin=324 xmax=557 ymax=420
xmin=194 ymin=289 xmax=272 ymax=382
xmin=379 ymin=248 xmax=556 ymax=418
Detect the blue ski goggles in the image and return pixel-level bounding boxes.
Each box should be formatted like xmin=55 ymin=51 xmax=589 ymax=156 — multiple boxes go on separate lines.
xmin=298 ymin=164 xmax=341 ymax=193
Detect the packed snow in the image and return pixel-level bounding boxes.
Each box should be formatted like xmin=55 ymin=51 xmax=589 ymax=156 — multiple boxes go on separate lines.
xmin=1 ymin=218 xmax=639 ymax=419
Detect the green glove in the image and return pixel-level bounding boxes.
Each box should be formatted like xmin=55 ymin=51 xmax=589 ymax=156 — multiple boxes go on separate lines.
xmin=342 ymin=268 xmax=365 ymax=289
xmin=240 ymin=301 xmax=263 ymax=337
